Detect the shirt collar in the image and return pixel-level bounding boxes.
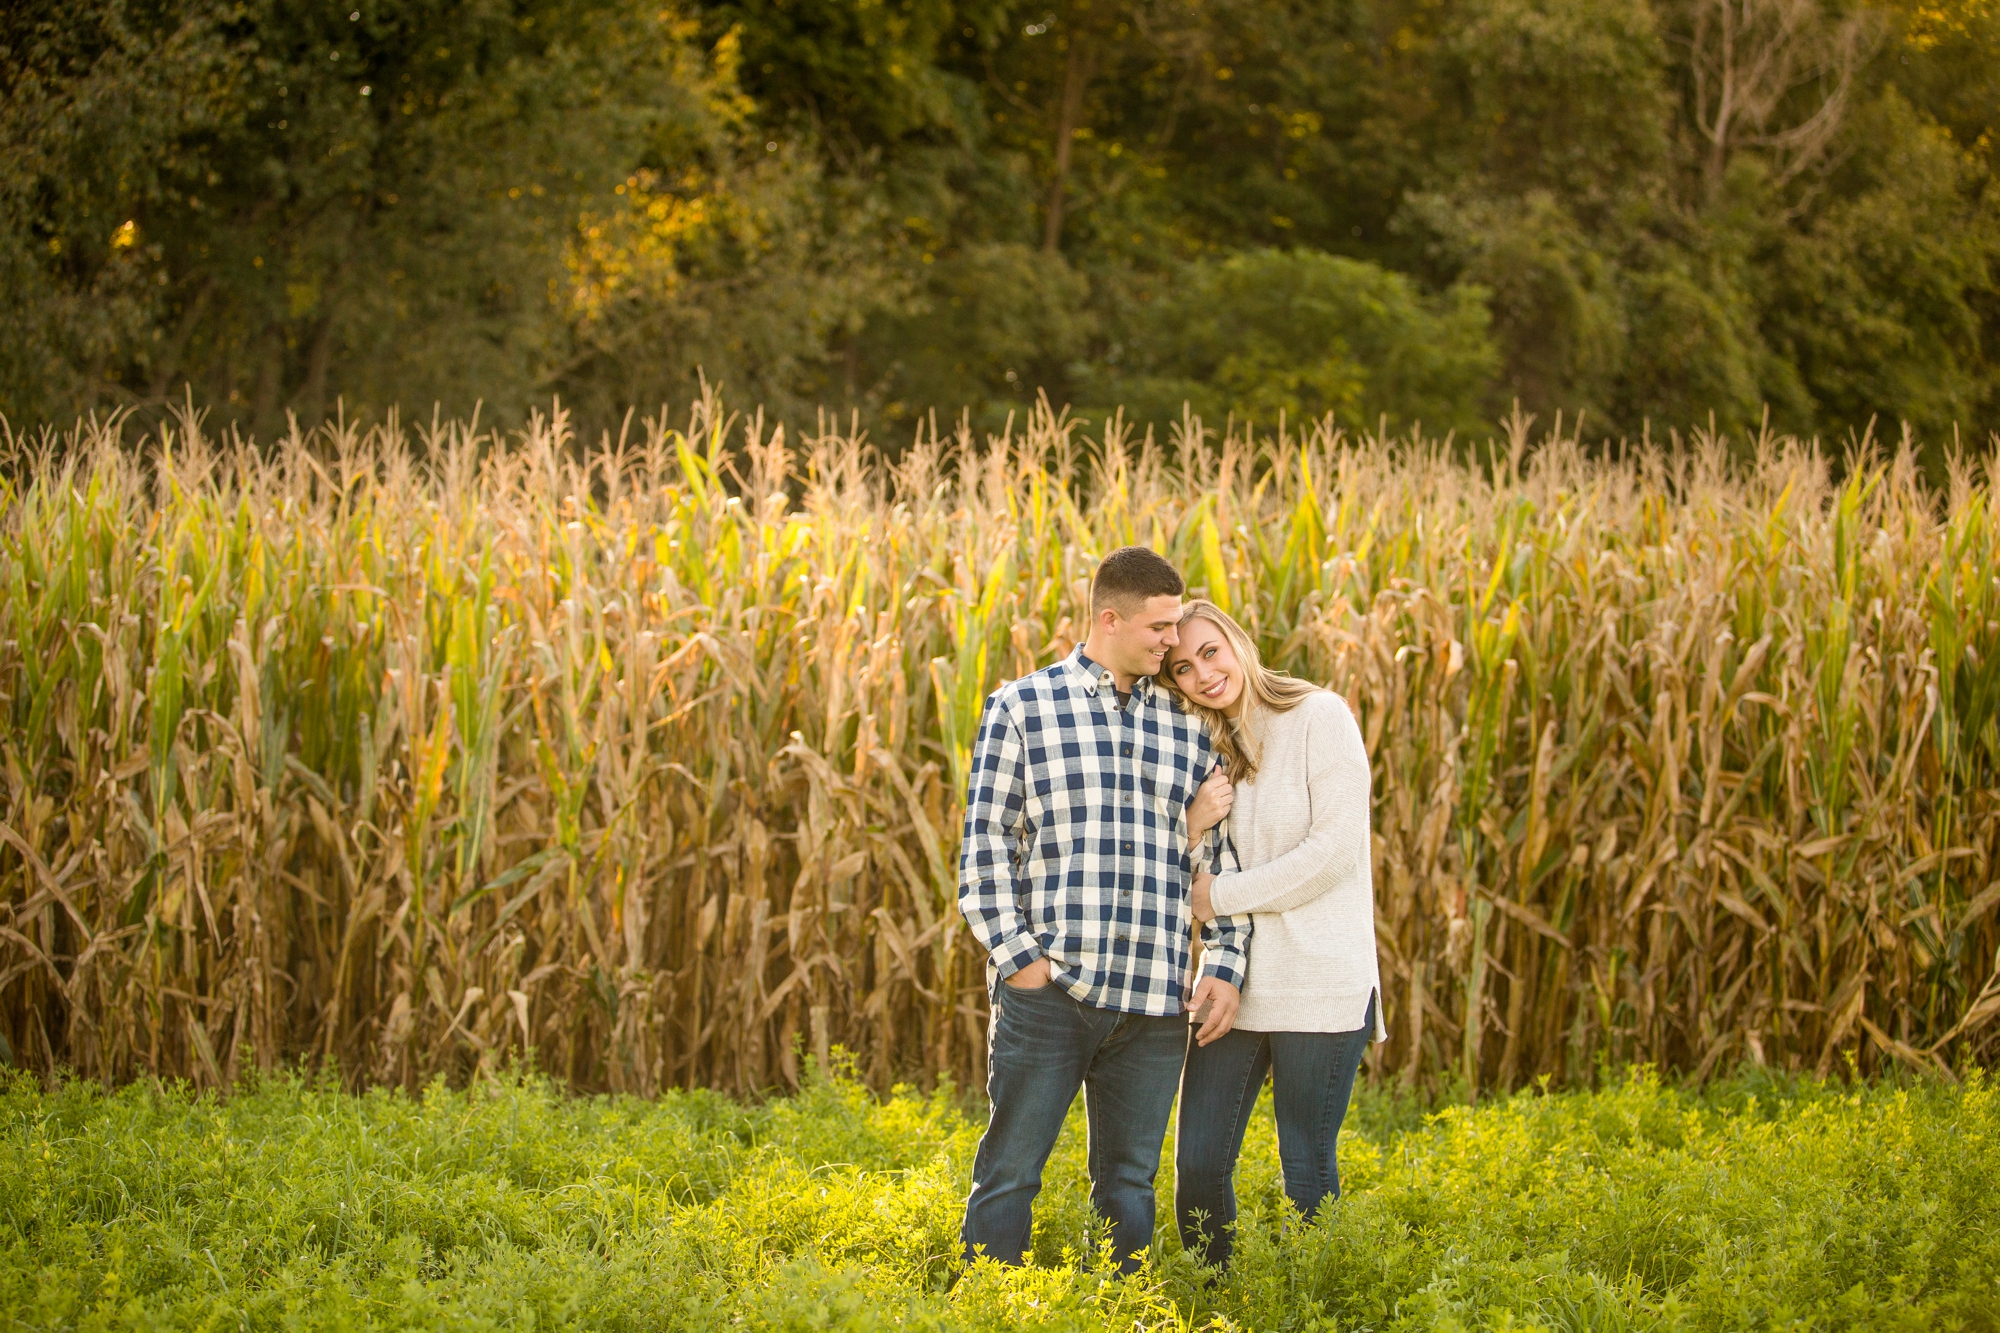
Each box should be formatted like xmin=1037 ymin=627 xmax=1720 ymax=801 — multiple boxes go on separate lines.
xmin=1068 ymin=646 xmax=1156 ymax=700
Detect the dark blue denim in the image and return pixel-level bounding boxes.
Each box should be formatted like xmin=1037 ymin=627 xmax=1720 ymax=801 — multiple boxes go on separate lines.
xmin=1173 ymin=993 xmax=1376 ymax=1269
xmin=960 ymin=980 xmax=1189 ymax=1272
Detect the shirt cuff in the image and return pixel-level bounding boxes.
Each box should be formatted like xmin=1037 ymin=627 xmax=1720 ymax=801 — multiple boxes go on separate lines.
xmin=1200 ymin=947 xmax=1247 ymax=991
xmin=1208 ymin=871 xmax=1247 ymax=918
xmin=990 ymin=930 xmax=1044 ymax=979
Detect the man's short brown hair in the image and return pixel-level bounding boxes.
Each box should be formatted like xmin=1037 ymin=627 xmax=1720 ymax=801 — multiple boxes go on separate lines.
xmin=1091 ymin=546 xmax=1185 ymax=614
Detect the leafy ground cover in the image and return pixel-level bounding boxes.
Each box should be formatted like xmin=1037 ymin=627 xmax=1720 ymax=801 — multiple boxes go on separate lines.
xmin=5 ymin=1065 xmax=1996 ymax=1331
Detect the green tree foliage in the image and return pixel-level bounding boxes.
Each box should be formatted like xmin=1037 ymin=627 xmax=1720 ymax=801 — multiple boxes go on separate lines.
xmin=1081 ymin=249 xmax=1497 ymax=435
xmin=1443 ymin=0 xmax=1675 ymax=211
xmin=0 ymin=0 xmax=898 ymax=433
xmin=3 ymin=0 xmax=1997 ymax=445
xmin=1758 ymin=90 xmax=1999 ymax=439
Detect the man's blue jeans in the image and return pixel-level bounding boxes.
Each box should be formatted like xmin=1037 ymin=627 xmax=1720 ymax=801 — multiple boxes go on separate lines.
xmin=960 ymin=979 xmax=1188 ymax=1272
xmin=1174 ymin=993 xmax=1376 ymax=1269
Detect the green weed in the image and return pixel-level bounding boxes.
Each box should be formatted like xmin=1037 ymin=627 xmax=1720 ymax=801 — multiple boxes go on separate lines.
xmin=3 ymin=1065 xmax=1993 ymax=1331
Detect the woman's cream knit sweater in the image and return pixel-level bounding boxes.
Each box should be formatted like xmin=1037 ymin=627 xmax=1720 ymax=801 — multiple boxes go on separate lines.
xmin=1209 ymin=689 xmax=1386 ymax=1039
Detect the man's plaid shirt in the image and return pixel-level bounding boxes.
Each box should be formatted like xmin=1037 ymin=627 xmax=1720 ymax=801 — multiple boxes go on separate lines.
xmin=957 ymin=647 xmax=1252 ymax=1015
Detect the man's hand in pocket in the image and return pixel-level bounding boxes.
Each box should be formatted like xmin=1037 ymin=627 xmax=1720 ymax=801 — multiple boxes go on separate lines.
xmin=1005 ymin=957 xmax=1053 ymax=990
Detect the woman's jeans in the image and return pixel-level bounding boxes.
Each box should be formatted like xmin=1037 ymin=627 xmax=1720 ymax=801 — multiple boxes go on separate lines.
xmin=1174 ymin=994 xmax=1375 ymax=1269
xmin=960 ymin=980 xmax=1188 ymax=1273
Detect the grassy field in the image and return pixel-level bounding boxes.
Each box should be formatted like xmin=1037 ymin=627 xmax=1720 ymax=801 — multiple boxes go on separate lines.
xmin=3 ymin=397 xmax=2000 ymax=1098
xmin=3 ymin=1064 xmax=1996 ymax=1331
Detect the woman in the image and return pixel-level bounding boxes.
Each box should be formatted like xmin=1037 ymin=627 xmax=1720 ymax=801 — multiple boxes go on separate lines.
xmin=1161 ymin=600 xmax=1384 ymax=1269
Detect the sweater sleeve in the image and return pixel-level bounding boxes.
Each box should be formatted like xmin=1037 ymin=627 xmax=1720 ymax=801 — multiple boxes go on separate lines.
xmin=1206 ymin=693 xmax=1371 ymax=918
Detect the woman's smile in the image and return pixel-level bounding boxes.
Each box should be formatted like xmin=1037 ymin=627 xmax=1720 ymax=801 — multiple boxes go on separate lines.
xmin=1166 ymin=617 xmax=1247 ymax=716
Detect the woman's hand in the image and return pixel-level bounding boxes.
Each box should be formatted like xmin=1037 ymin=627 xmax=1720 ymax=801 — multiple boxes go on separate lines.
xmin=1187 ymin=765 xmax=1234 ymax=844
xmin=1191 ymin=871 xmax=1216 ymax=924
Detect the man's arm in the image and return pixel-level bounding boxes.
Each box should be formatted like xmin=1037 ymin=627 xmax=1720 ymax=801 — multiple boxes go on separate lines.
xmin=956 ymin=694 xmax=1041 ymax=980
xmin=1190 ymin=786 xmax=1250 ymax=1001
xmin=1183 ymin=769 xmax=1247 ymax=976
xmin=1198 ymin=909 xmax=1251 ymax=992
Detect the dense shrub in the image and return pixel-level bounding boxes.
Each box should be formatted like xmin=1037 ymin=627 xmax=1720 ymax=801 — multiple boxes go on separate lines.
xmin=1080 ymin=249 xmax=1498 ymax=437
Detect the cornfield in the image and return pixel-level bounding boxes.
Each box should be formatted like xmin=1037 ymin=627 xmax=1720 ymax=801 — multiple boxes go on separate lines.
xmin=3 ymin=394 xmax=1998 ymax=1099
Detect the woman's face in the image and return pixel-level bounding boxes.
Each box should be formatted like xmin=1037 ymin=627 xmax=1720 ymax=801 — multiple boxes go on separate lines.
xmin=1165 ymin=617 xmax=1246 ymax=717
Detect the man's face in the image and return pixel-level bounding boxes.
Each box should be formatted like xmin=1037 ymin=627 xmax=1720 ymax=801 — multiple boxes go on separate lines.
xmin=1099 ymin=594 xmax=1183 ymax=680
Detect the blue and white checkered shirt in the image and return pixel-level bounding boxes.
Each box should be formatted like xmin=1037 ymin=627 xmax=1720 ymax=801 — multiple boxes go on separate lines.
xmin=957 ymin=647 xmax=1252 ymax=1016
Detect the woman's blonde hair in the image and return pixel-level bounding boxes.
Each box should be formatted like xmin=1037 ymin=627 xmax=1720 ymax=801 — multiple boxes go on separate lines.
xmin=1157 ymin=600 xmax=1321 ymax=779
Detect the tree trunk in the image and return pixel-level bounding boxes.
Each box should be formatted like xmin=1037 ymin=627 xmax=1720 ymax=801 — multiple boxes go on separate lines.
xmin=300 ymin=309 xmax=337 ymax=428
xmin=251 ymin=325 xmax=285 ymax=437
xmin=147 ymin=277 xmax=216 ymax=405
xmin=1707 ymin=0 xmax=1735 ymax=194
xmin=1042 ymin=32 xmax=1095 ymax=255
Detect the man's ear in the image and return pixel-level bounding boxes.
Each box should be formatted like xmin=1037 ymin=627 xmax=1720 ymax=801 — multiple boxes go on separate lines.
xmin=1095 ymin=604 xmax=1122 ymax=633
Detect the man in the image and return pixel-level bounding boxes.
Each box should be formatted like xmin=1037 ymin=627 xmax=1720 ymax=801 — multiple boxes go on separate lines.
xmin=956 ymin=545 xmax=1250 ymax=1273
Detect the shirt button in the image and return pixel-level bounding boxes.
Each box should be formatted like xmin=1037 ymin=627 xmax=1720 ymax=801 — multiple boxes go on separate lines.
xmin=1121 ymin=841 xmax=1133 ymax=852
xmin=1122 ymin=744 xmax=1133 ymax=756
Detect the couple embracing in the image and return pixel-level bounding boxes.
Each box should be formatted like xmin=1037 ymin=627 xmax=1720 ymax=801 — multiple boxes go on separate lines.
xmin=956 ymin=545 xmax=1385 ymax=1274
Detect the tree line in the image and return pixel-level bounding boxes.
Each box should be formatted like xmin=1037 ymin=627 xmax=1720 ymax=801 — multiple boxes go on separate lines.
xmin=3 ymin=0 xmax=1995 ymax=449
